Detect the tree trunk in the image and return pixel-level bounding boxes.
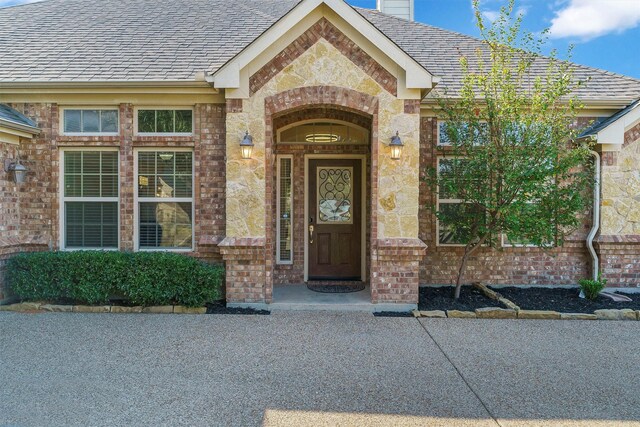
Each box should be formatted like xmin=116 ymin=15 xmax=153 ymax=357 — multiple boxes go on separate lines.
xmin=454 ymin=234 xmax=490 ymax=299
xmin=454 ymin=248 xmax=472 ymax=299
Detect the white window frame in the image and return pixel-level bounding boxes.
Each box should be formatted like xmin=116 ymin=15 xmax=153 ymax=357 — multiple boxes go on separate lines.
xmin=436 ymin=156 xmax=471 ymax=247
xmin=60 ymin=107 xmax=120 ymax=136
xmin=276 ymin=155 xmax=294 ymax=265
xmin=277 ymin=119 xmax=369 ymax=145
xmin=133 ymin=147 xmax=195 ymax=252
xmin=59 ymin=148 xmax=120 ymax=250
xmin=134 ymin=107 xmax=194 ymax=137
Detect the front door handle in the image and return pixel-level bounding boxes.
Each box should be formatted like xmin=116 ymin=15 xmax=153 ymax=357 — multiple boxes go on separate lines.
xmin=309 ymin=225 xmax=314 ymax=244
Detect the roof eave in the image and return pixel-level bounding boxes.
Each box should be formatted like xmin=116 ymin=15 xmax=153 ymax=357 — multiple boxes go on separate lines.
xmin=0 ymin=118 xmax=40 ymax=136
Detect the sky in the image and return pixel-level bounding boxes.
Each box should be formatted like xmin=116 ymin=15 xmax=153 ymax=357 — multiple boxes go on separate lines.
xmin=1 ymin=0 xmax=639 ymax=79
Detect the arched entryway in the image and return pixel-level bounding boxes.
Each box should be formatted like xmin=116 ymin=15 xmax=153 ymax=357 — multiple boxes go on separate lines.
xmin=264 ymin=87 xmax=380 ymax=300
xmin=271 ymin=107 xmax=372 ymax=286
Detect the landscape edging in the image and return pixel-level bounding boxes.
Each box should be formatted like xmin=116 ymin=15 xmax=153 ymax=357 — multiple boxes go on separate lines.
xmin=412 ymin=282 xmax=640 ymax=321
xmin=0 ymin=303 xmax=207 ymax=314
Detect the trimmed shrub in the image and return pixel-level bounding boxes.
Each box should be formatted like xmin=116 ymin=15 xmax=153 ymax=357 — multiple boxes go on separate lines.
xmin=7 ymin=251 xmax=224 ymax=307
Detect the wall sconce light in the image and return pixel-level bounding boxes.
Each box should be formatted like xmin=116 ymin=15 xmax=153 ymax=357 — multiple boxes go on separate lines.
xmin=240 ymin=131 xmax=254 ymax=160
xmin=4 ymin=156 xmax=28 ymax=184
xmin=389 ymin=131 xmax=404 ymax=160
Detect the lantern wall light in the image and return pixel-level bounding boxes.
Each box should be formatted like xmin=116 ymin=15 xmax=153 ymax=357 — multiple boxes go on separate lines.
xmin=4 ymin=155 xmax=28 ymax=184
xmin=240 ymin=131 xmax=254 ymax=159
xmin=384 ymin=131 xmax=404 ymax=160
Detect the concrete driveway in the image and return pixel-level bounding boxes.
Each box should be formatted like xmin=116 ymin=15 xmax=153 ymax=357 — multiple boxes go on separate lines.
xmin=0 ymin=312 xmax=638 ymax=427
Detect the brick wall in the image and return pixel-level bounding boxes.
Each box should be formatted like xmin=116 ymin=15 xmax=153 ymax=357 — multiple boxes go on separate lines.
xmin=0 ymin=102 xmax=226 ymax=301
xmin=0 ymin=104 xmax=55 ymax=301
xmin=418 ymin=116 xmax=593 ymax=286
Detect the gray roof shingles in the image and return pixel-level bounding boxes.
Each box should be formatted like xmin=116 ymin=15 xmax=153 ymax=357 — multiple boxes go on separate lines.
xmin=0 ymin=0 xmax=639 ymax=103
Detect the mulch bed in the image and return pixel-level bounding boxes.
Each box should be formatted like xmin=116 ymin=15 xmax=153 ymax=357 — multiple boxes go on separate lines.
xmin=494 ymin=287 xmax=640 ymax=313
xmin=206 ymin=301 xmax=270 ymax=315
xmin=419 ymin=286 xmax=506 ymax=311
xmin=373 ymin=311 xmax=413 ymax=317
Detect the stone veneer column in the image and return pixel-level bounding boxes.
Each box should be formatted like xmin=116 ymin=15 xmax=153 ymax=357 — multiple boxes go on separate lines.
xmin=596 ymin=123 xmax=640 ymax=286
xmin=370 ymin=100 xmax=426 ymax=307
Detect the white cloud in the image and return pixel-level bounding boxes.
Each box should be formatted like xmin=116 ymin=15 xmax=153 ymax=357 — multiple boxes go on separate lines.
xmin=549 ymin=0 xmax=640 ymax=40
xmin=482 ymin=10 xmax=501 ymax=22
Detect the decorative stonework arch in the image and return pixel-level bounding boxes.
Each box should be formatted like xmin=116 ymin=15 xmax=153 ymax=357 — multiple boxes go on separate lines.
xmin=251 ymin=18 xmax=398 ymax=96
xmin=263 ymin=85 xmax=380 ymax=297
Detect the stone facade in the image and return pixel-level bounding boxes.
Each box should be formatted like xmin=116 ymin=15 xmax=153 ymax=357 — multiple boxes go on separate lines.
xmin=222 ymin=17 xmax=424 ymax=305
xmin=596 ymin=121 xmax=640 ymax=286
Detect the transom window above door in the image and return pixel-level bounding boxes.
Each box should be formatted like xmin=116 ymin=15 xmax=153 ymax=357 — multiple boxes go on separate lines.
xmin=278 ymin=120 xmax=369 ymax=144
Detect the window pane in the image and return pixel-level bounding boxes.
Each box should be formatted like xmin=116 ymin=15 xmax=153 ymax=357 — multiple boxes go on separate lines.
xmin=64 ymin=152 xmax=82 ymax=174
xmin=82 ymin=152 xmax=100 ymax=174
xmin=174 ymin=176 xmax=192 ymax=198
xmin=64 ymin=174 xmax=81 ymax=197
xmin=65 ymin=202 xmax=117 ymax=248
xmin=438 ymin=203 xmax=484 ymax=245
xmin=101 ymin=174 xmax=118 ymax=198
xmin=279 ymin=157 xmax=292 ymax=262
xmin=438 ymin=122 xmax=451 ymax=145
xmin=64 ymin=110 xmax=82 ymax=133
xmin=138 ymin=174 xmax=156 ymax=198
xmin=101 ymin=152 xmax=118 ymax=174
xmin=82 ymin=175 xmax=100 ymax=197
xmin=138 ymin=152 xmax=156 ymax=175
xmin=138 ymin=110 xmax=156 ymax=133
xmin=101 ymin=110 xmax=118 ymax=133
xmin=157 ymin=175 xmax=175 ymax=198
xmin=438 ymin=158 xmax=468 ymax=200
xmin=139 ymin=202 xmax=192 ymax=249
xmin=175 ymin=110 xmax=193 ymax=133
xmin=156 ymin=110 xmax=174 ymax=133
xmin=157 ymin=152 xmax=175 ymax=174
xmin=82 ymin=110 xmax=100 ymax=133
xmin=175 ymin=152 xmax=192 ymax=173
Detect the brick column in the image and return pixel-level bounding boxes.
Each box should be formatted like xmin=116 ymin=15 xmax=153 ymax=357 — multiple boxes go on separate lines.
xmin=371 ymin=238 xmax=427 ymax=307
xmin=218 ymin=237 xmax=268 ymax=307
xmin=595 ymin=236 xmax=640 ymax=287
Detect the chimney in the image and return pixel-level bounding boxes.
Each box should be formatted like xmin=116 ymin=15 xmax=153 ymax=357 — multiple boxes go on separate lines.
xmin=376 ymin=0 xmax=414 ymax=21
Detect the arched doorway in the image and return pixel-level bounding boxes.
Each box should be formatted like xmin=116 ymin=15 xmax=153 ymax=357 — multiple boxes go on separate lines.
xmin=270 ymin=106 xmax=373 ymax=286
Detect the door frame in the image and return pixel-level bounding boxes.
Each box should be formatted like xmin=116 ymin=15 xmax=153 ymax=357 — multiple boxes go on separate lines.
xmin=304 ymin=154 xmax=367 ymax=282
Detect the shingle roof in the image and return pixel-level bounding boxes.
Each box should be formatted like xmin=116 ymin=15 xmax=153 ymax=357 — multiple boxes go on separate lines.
xmin=0 ymin=104 xmax=38 ymax=130
xmin=579 ymin=98 xmax=640 ymax=138
xmin=1 ymin=0 xmax=639 ymax=103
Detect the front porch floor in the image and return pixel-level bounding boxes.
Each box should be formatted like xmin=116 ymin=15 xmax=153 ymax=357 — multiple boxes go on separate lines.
xmin=268 ymin=284 xmax=416 ymax=313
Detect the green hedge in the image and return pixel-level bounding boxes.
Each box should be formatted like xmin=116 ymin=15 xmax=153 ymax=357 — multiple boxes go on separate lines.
xmin=7 ymin=251 xmax=224 ymax=307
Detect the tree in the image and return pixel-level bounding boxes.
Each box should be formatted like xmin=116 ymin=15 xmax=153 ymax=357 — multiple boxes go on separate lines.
xmin=426 ymin=0 xmax=594 ymax=299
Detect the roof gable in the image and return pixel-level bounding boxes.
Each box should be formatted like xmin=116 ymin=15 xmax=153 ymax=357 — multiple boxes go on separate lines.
xmin=208 ymin=0 xmax=437 ymax=98
xmin=580 ymin=99 xmax=640 ymax=145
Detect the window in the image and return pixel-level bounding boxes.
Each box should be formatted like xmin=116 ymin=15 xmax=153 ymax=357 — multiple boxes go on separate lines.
xmin=278 ymin=120 xmax=369 ymax=144
xmin=437 ymin=120 xmax=488 ymax=146
xmin=61 ymin=150 xmax=119 ymax=249
xmin=277 ymin=156 xmax=293 ymax=264
xmin=136 ymin=150 xmax=193 ymax=250
xmin=63 ymin=109 xmax=119 ymax=134
xmin=436 ymin=157 xmax=477 ymax=246
xmin=137 ymin=109 xmax=193 ymax=134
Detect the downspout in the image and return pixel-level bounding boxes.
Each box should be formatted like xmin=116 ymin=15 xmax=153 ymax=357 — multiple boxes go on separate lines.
xmin=586 ymin=150 xmax=601 ymax=281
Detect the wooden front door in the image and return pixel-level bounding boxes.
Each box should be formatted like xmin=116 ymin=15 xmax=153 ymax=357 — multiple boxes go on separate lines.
xmin=308 ymin=159 xmax=362 ymax=280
